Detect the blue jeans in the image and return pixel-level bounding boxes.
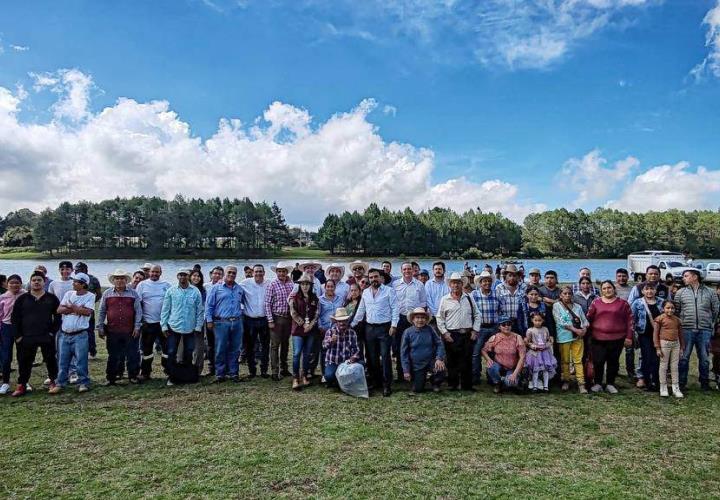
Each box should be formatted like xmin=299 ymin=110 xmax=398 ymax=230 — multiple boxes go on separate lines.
xmin=679 ymin=329 xmax=712 ymax=387
xmin=0 ymin=323 xmax=15 ymax=384
xmin=472 ymin=326 xmax=496 ymax=382
xmin=166 ymin=331 xmax=196 ymax=368
xmin=57 ymin=331 xmax=90 ymax=387
xmin=214 ymin=319 xmax=243 ymax=378
xmin=292 ymin=335 xmax=314 ymax=377
xmin=487 ymin=362 xmax=518 ymax=388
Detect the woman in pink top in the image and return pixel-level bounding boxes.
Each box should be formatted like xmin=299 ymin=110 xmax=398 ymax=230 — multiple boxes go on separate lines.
xmin=482 ymin=317 xmax=526 ymax=394
xmin=0 ymin=274 xmax=25 ymax=394
xmin=586 ymin=280 xmax=633 ymax=394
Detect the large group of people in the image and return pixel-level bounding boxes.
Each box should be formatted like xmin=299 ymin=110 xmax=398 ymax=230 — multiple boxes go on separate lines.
xmin=0 ymin=258 xmax=719 ymax=399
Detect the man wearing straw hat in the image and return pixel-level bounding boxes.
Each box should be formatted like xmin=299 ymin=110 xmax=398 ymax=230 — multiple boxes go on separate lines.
xmin=437 ymin=272 xmax=481 ymax=391
xmin=321 ymin=307 xmax=362 ymax=388
xmin=265 ymin=262 xmax=295 ymax=380
xmin=325 ymin=263 xmax=348 ymax=301
xmin=470 ymin=270 xmax=501 ymax=384
xmin=495 ymin=263 xmax=525 ymax=333
xmin=401 ymin=307 xmax=446 ymax=394
xmin=97 ymin=269 xmax=143 ymax=386
xmin=347 ymin=261 xmax=369 ymax=287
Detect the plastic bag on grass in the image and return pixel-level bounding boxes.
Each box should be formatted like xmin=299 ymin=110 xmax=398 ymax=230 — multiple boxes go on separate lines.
xmin=335 ymin=361 xmax=369 ymax=398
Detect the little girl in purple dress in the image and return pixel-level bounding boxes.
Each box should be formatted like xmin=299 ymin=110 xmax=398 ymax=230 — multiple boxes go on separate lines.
xmin=525 ymin=312 xmax=558 ymax=392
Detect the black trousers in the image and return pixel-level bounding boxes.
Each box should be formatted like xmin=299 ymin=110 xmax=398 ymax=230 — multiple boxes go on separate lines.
xmin=411 ymin=366 xmax=443 ymax=393
xmin=365 ymin=323 xmax=392 ymax=389
xmin=592 ymin=338 xmax=625 ymax=386
xmin=243 ymin=317 xmax=270 ymax=376
xmin=140 ymin=322 xmax=167 ymax=378
xmin=107 ymin=333 xmax=140 ymax=382
xmin=392 ymin=316 xmax=411 ymax=380
xmin=18 ymin=340 xmax=57 ymax=385
xmin=445 ymin=330 xmax=474 ymax=389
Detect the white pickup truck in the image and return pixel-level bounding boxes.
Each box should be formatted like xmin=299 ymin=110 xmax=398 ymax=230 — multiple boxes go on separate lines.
xmin=627 ymin=250 xmax=705 ymax=282
xmin=703 ymin=263 xmax=720 ymax=284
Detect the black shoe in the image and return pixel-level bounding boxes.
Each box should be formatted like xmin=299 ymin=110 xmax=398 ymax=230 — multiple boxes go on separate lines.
xmin=701 ymin=384 xmax=711 ymax=391
xmin=129 ymin=378 xmax=140 ymax=385
xmin=462 ymin=387 xmax=476 ymax=392
xmin=280 ymin=369 xmax=292 ymax=377
xmin=382 ymin=388 xmax=392 ymax=397
xmin=271 ymin=374 xmax=281 ymax=381
xmin=260 ymin=373 xmax=270 ymax=379
xmin=247 ymin=373 xmax=256 ymax=379
xmin=432 ymin=385 xmax=441 ymax=393
xmin=448 ymin=386 xmax=459 ymax=392
xmin=212 ymin=376 xmax=226 ymax=384
xmin=230 ymin=376 xmax=241 ymax=383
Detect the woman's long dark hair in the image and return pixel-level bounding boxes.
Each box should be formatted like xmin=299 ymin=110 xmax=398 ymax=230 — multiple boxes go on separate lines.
xmin=191 ymin=270 xmax=206 ymax=302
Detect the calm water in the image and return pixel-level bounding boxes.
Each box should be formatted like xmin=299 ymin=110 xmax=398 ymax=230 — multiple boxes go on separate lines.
xmin=0 ymin=258 xmax=633 ymax=286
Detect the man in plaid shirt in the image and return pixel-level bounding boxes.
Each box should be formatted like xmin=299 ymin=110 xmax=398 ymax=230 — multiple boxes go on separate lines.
xmin=322 ymin=307 xmax=362 ymax=388
xmin=264 ymin=262 xmax=295 ymax=380
xmin=471 ymin=270 xmax=501 ymax=384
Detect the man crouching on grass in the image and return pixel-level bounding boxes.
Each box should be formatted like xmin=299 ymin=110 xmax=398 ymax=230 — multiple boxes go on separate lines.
xmin=401 ymin=307 xmax=446 ymax=395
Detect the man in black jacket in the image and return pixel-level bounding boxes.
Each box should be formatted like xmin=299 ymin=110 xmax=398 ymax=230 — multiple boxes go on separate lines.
xmin=11 ymin=271 xmax=61 ymax=397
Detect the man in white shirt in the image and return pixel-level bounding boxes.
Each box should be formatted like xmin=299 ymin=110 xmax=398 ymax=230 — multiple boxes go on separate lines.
xmin=135 ymin=265 xmax=171 ymax=381
xmin=351 ymin=268 xmax=399 ymax=397
xmin=50 ymin=273 xmax=95 ymax=394
xmin=48 ymin=261 xmax=74 ymax=302
xmin=240 ymin=264 xmax=270 ymax=378
xmin=393 ymin=262 xmax=427 ymax=382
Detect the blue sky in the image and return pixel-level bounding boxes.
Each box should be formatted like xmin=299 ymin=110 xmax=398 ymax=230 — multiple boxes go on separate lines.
xmin=1 ymin=0 xmax=719 ymax=225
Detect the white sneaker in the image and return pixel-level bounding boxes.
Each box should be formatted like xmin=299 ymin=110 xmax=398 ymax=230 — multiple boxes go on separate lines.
xmin=659 ymin=384 xmax=669 ymax=397
xmin=605 ymin=384 xmax=619 ymax=394
xmin=78 ymin=384 xmax=89 ymax=393
xmin=166 ymin=379 xmax=174 ymax=387
xmin=26 ymin=383 xmax=34 ymax=392
xmin=672 ymin=384 xmax=684 ymax=398
xmin=69 ymin=374 xmax=79 ymax=385
xmin=42 ymin=378 xmax=52 ymax=387
xmin=590 ymin=384 xmax=603 ymax=393
xmin=0 ymin=383 xmax=10 ymax=395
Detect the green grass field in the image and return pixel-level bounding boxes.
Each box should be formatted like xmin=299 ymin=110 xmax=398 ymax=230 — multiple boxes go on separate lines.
xmin=1 ymin=348 xmax=718 ymax=499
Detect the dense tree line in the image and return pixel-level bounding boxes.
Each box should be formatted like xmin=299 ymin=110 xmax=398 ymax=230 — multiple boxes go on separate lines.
xmin=29 ymin=196 xmax=292 ymax=255
xmin=316 ymin=204 xmax=522 ymax=258
xmin=316 ymin=205 xmax=720 ymax=258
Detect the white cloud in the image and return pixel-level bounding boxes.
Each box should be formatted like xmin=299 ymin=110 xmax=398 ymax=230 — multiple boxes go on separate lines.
xmin=30 ymin=68 xmax=94 ymax=122
xmin=308 ymin=0 xmax=656 ymax=70
xmin=0 ymin=69 xmax=541 ymax=224
xmin=608 ymin=162 xmax=720 ymax=211
xmin=561 ymin=149 xmax=638 ymax=206
xmin=382 ymin=105 xmax=397 ymax=117
xmin=10 ymin=44 xmax=29 ymax=52
xmin=690 ymin=0 xmax=720 ymax=80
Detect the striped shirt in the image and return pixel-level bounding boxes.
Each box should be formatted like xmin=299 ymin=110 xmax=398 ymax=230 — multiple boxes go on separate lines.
xmin=264 ymin=277 xmax=294 ymax=320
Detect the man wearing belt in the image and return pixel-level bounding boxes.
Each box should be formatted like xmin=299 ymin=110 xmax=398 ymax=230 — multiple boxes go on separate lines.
xmin=205 ymin=265 xmax=245 ymax=383
xmin=135 ymin=265 xmax=171 ymax=381
xmin=241 ymin=264 xmax=270 ymax=379
xmin=50 ymin=273 xmax=95 ymax=394
xmin=97 ymin=269 xmax=143 ymax=386
xmin=265 ymin=262 xmax=294 ymax=381
xmin=351 ymin=268 xmax=399 ymax=397
xmin=470 ymin=270 xmax=500 ymax=384
xmin=393 ymin=262 xmax=427 ymax=382
xmin=161 ymin=268 xmax=204 ymax=386
xmin=437 ymin=272 xmax=481 ymax=391
xmin=425 ymin=261 xmax=450 ymax=332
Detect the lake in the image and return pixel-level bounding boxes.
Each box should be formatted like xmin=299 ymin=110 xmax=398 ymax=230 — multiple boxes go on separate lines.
xmin=0 ymin=257 xmax=634 ymax=286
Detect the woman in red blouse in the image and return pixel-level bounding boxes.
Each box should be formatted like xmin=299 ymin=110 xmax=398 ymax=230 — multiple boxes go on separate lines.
xmin=586 ymin=280 xmax=634 ymax=394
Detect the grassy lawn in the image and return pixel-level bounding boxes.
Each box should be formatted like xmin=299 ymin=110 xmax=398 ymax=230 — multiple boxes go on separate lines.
xmin=1 ymin=347 xmax=718 ymax=499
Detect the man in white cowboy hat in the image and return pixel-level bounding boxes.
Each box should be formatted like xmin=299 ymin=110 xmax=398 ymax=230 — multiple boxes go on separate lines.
xmin=291 ymin=261 xmax=323 ymax=297
xmin=392 ymin=262 xmax=427 ymax=382
xmin=436 ymin=272 xmax=481 ymax=391
xmin=321 ymin=307 xmax=362 ymax=388
xmin=135 ymin=264 xmax=171 ymax=381
xmin=97 ymin=269 xmax=143 ymax=386
xmin=325 ymin=263 xmax=348 ymax=301
xmin=351 ymin=267 xmax=399 ymax=397
xmin=347 ymin=260 xmax=369 ymax=287
xmin=240 ymin=264 xmax=270 ymax=378
xmin=264 ymin=262 xmax=295 ymax=380
xmin=401 ymin=307 xmax=446 ymax=394
xmin=470 ymin=270 xmax=501 ymax=384
xmin=160 ymin=268 xmax=204 ymax=386
xmin=495 ymin=263 xmax=525 ymax=333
